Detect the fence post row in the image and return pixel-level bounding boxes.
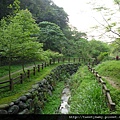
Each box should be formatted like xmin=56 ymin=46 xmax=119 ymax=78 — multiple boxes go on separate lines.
xmin=88 ymin=63 xmax=116 ymax=111
xmin=1 ymin=57 xmax=84 ymax=92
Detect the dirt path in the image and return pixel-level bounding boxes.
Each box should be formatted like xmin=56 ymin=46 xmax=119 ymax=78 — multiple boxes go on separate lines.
xmin=0 ymin=65 xmax=35 ymax=81
xmin=102 ymin=76 xmax=120 ymax=90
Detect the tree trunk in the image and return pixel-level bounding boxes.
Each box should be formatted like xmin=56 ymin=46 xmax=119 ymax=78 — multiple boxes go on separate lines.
xmin=33 ymin=61 xmax=36 ymax=68
xmin=22 ymin=60 xmax=25 ymax=74
xmin=8 ymin=57 xmax=12 ymax=80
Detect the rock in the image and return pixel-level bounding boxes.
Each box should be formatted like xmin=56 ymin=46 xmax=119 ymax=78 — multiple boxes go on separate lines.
xmin=25 ymin=93 xmax=32 ymax=99
xmin=8 ymin=105 xmax=19 ymax=114
xmin=29 ymin=89 xmax=35 ymax=93
xmin=18 ymin=101 xmax=27 ymax=109
xmin=14 ymin=98 xmax=20 ymax=104
xmin=48 ymin=90 xmax=52 ymax=96
xmin=26 ymin=99 xmax=33 ymax=104
xmin=18 ymin=109 xmax=29 ymax=114
xmin=9 ymin=102 xmax=14 ymax=107
xmin=60 ymin=108 xmax=69 ymax=114
xmin=20 ymin=96 xmax=27 ymax=102
xmin=26 ymin=99 xmax=33 ymax=110
xmin=0 ymin=104 xmax=9 ymax=109
xmin=61 ymin=94 xmax=70 ymax=102
xmin=32 ymin=84 xmax=39 ymax=89
xmin=0 ymin=110 xmax=8 ymax=114
xmin=48 ymin=84 xmax=53 ymax=91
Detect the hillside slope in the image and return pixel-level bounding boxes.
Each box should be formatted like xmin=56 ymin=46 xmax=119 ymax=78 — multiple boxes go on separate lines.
xmin=95 ymin=60 xmax=120 ymax=84
xmin=95 ymin=60 xmax=120 ymax=113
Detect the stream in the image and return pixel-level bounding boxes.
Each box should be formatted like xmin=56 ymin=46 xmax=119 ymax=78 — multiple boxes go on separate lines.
xmin=59 ymin=84 xmax=71 ymax=114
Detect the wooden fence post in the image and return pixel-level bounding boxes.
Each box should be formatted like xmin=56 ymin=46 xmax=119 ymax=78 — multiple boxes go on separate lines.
xmin=63 ymin=58 xmax=65 ymax=62
xmin=49 ymin=59 xmax=52 ymax=65
xmin=27 ymin=70 xmax=30 ymax=78
xmin=98 ymin=76 xmax=102 ymax=83
xmin=53 ymin=58 xmax=55 ymax=64
xmin=33 ymin=67 xmax=35 ymax=75
xmin=68 ymin=58 xmax=70 ymax=62
xmin=73 ymin=58 xmax=75 ymax=62
xmin=58 ymin=58 xmax=60 ymax=63
xmin=95 ymin=71 xmax=98 ymax=77
xmin=44 ymin=62 xmax=46 ymax=67
xmin=20 ymin=73 xmax=23 ymax=84
xmin=10 ymin=78 xmax=13 ymax=90
xmin=38 ymin=65 xmax=40 ymax=72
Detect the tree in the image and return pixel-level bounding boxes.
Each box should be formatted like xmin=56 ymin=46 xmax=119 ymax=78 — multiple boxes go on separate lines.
xmin=38 ymin=21 xmax=67 ymax=53
xmin=20 ymin=0 xmax=69 ymax=29
xmin=0 ymin=9 xmax=42 ymax=79
xmin=0 ymin=0 xmax=20 ymax=20
xmin=0 ymin=0 xmax=14 ymax=19
xmin=89 ymin=40 xmax=110 ymax=59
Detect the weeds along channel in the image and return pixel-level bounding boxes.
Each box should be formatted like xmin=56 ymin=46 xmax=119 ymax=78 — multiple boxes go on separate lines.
xmin=69 ymin=66 xmax=110 ymax=114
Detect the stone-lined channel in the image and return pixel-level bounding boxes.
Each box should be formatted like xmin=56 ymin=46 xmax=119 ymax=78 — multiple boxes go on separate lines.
xmin=59 ymin=84 xmax=71 ymax=114
xmin=0 ymin=63 xmax=80 ymax=114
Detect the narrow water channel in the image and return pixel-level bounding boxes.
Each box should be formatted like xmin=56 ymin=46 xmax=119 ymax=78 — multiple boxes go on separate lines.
xmin=59 ymin=84 xmax=71 ymax=114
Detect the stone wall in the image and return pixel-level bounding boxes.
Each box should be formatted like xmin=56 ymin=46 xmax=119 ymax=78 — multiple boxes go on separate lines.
xmin=0 ymin=63 xmax=80 ymax=114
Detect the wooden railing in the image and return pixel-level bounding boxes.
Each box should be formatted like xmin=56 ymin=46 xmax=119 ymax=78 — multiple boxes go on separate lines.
xmin=88 ymin=63 xmax=116 ymax=111
xmin=0 ymin=57 xmax=84 ymax=92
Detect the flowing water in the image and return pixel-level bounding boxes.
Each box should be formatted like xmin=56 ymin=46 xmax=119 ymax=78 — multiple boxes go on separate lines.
xmin=59 ymin=85 xmax=71 ymax=114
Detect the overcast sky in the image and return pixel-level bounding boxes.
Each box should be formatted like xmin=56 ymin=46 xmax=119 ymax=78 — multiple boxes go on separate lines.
xmin=52 ymin=0 xmax=119 ymax=42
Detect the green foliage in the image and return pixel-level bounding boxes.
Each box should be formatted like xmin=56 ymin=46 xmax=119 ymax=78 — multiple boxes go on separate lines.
xmin=38 ymin=21 xmax=66 ymax=53
xmin=97 ymin=52 xmax=109 ymax=62
xmin=95 ymin=60 xmax=120 ymax=83
xmin=0 ymin=0 xmax=14 ymax=19
xmin=43 ymin=50 xmax=63 ymax=61
xmin=110 ymin=38 xmax=120 ymax=56
xmin=20 ymin=0 xmax=69 ymax=29
xmin=89 ymin=40 xmax=110 ymax=58
xmin=114 ymin=0 xmax=120 ymax=4
xmin=69 ymin=66 xmax=109 ymax=114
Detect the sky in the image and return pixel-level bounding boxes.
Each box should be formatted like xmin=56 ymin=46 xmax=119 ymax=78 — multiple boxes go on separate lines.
xmin=52 ymin=0 xmax=120 ymax=42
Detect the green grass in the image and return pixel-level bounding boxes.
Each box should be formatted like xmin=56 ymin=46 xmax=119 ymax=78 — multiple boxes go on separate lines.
xmin=95 ymin=60 xmax=120 ymax=114
xmin=0 ymin=63 xmax=61 ymax=105
xmin=0 ymin=61 xmax=42 ymax=79
xmin=95 ymin=60 xmax=120 ymax=83
xmin=69 ymin=66 xmax=109 ymax=114
xmin=42 ymin=81 xmax=65 ymax=114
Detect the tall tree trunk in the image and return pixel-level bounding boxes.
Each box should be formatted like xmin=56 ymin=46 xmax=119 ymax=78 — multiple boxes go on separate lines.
xmin=8 ymin=57 xmax=12 ymax=80
xmin=22 ymin=59 xmax=25 ymax=74
xmin=33 ymin=61 xmax=36 ymax=68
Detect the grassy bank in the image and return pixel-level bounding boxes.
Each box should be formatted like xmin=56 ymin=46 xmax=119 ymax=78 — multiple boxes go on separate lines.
xmin=95 ymin=60 xmax=120 ymax=83
xmin=95 ymin=60 xmax=120 ymax=113
xmin=42 ymin=81 xmax=65 ymax=114
xmin=69 ymin=66 xmax=109 ymax=114
xmin=0 ymin=63 xmax=61 ymax=105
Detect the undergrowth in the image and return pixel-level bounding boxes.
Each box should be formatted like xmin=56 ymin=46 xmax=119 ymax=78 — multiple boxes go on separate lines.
xmin=69 ymin=66 xmax=109 ymax=114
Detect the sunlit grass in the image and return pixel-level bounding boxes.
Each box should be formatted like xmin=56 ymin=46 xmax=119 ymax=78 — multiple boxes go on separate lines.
xmin=95 ymin=60 xmax=120 ymax=83
xmin=0 ymin=64 xmax=61 ymax=105
xmin=69 ymin=66 xmax=109 ymax=114
xmin=95 ymin=60 xmax=120 ymax=114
